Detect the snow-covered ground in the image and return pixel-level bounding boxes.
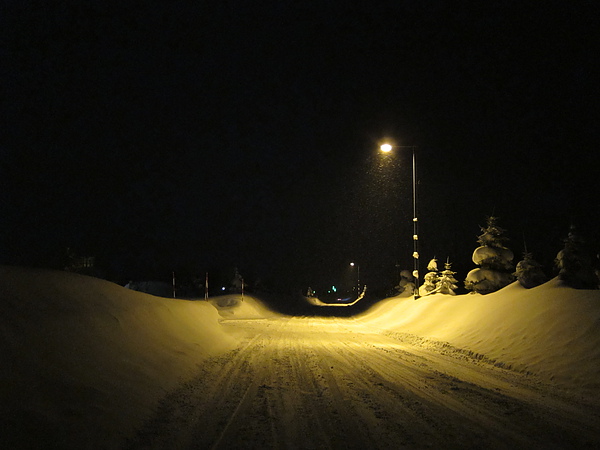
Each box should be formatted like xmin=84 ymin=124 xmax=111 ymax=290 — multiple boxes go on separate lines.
xmin=359 ymin=279 xmax=600 ymax=393
xmin=0 ymin=266 xmax=238 ymax=448
xmin=1 ymin=265 xmax=599 ymax=448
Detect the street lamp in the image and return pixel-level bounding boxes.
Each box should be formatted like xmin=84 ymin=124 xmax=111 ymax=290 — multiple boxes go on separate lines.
xmin=350 ymin=262 xmax=360 ymax=295
xmin=379 ymin=143 xmax=421 ymax=299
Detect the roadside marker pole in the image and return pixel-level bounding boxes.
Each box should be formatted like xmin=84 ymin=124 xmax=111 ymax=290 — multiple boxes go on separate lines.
xmin=205 ymin=272 xmax=209 ymax=300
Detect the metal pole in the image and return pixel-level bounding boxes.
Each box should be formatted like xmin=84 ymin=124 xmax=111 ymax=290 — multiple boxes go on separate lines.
xmin=205 ymin=272 xmax=209 ymax=300
xmin=172 ymin=271 xmax=176 ymax=298
xmin=412 ymin=146 xmax=420 ymax=299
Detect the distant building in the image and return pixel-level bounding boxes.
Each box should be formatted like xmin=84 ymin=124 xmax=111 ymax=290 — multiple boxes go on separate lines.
xmin=64 ymin=248 xmax=96 ymax=275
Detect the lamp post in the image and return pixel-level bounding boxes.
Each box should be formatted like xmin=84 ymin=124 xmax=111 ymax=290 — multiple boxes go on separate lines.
xmin=350 ymin=262 xmax=360 ymax=295
xmin=380 ymin=143 xmax=420 ymax=299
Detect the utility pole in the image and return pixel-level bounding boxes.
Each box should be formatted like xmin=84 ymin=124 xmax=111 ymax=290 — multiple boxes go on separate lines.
xmin=205 ymin=272 xmax=209 ymax=300
xmin=172 ymin=271 xmax=176 ymax=298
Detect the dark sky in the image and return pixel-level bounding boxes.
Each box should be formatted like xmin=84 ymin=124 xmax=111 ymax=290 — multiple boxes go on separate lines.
xmin=1 ymin=1 xmax=598 ymax=293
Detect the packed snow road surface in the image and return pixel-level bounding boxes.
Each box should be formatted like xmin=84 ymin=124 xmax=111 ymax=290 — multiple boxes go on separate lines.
xmin=128 ymin=316 xmax=600 ymax=449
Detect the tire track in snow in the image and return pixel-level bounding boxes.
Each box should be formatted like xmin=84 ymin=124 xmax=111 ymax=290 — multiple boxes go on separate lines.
xmin=127 ymin=316 xmax=600 ymax=449
xmin=326 ymin=318 xmax=600 ymax=448
xmin=125 ymin=324 xmax=275 ymax=449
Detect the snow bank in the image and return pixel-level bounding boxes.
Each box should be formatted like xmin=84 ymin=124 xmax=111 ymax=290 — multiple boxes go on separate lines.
xmin=360 ymin=278 xmax=600 ymax=393
xmin=0 ymin=266 xmax=238 ymax=449
xmin=3 ymin=265 xmax=599 ymax=447
xmin=210 ymin=294 xmax=277 ymax=319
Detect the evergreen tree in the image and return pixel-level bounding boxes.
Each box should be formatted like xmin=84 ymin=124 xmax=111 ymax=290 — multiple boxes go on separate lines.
xmin=394 ymin=269 xmax=415 ymax=297
xmin=231 ymin=267 xmax=244 ymax=293
xmin=419 ymin=258 xmax=439 ymax=296
xmin=514 ymin=252 xmax=546 ymax=289
xmin=465 ymin=216 xmax=515 ymax=294
xmin=438 ymin=260 xmax=459 ymax=295
xmin=555 ymin=225 xmax=599 ymax=289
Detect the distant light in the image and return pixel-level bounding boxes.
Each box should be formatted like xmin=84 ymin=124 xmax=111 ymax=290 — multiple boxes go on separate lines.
xmin=221 ymin=286 xmax=226 ymax=291
xmin=350 ymin=262 xmax=355 ymax=267
xmin=332 ymin=285 xmax=337 ymax=292
xmin=380 ymin=143 xmax=392 ymax=153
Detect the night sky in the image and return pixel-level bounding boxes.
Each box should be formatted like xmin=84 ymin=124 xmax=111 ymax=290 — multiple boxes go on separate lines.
xmin=1 ymin=1 xmax=598 ymax=295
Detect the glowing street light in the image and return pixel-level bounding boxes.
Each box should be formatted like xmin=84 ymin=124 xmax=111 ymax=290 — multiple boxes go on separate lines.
xmin=379 ymin=143 xmax=421 ymax=299
xmin=350 ymin=262 xmax=360 ymax=295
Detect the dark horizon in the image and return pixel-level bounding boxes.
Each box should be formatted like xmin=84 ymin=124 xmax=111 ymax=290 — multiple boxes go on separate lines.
xmin=1 ymin=2 xmax=598 ymax=294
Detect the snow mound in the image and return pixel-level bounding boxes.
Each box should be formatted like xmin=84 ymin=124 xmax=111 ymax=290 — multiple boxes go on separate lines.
xmin=3 ymin=266 xmax=599 ymax=447
xmin=359 ymin=278 xmax=600 ymax=393
xmin=210 ymin=294 xmax=276 ymax=319
xmin=465 ymin=267 xmax=514 ymax=293
xmin=0 ymin=266 xmax=237 ymax=448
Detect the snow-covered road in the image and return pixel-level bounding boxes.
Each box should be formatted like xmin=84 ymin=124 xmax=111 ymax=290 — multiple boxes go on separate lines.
xmin=128 ymin=316 xmax=600 ymax=449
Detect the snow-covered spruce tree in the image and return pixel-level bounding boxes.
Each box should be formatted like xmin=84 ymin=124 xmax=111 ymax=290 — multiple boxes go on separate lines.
xmin=464 ymin=216 xmax=515 ymax=294
xmin=419 ymin=258 xmax=439 ymax=296
xmin=438 ymin=260 xmax=459 ymax=295
xmin=230 ymin=267 xmax=244 ymax=293
xmin=555 ymin=225 xmax=599 ymax=289
xmin=394 ymin=269 xmax=415 ymax=297
xmin=514 ymin=252 xmax=546 ymax=289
